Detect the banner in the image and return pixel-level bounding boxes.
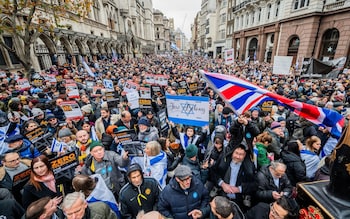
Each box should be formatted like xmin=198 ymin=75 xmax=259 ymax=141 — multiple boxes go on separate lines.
xmin=154 ymin=75 xmax=168 ymax=86
xmin=126 ymin=91 xmax=140 ymax=110
xmin=139 ymin=98 xmax=152 ymax=109
xmin=44 ymin=74 xmax=57 ymax=84
xmin=60 ymin=101 xmax=83 ymax=120
xmin=50 ymin=151 xmax=79 ymax=174
xmin=12 ymin=169 xmax=31 ymax=188
xmin=139 ymin=86 xmax=151 ymax=98
xmin=17 ymin=79 xmax=31 ymax=90
xmin=103 ymin=79 xmax=114 ymax=92
xmin=166 ymin=95 xmax=209 ymax=127
xmin=145 ymin=74 xmax=155 ymax=84
xmin=224 ymin=48 xmax=235 ymax=65
xmin=65 ymin=83 xmax=80 ymax=98
xmin=273 ymin=56 xmax=293 ymax=75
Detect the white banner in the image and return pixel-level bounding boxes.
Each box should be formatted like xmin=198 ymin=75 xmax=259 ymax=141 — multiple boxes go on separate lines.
xmin=103 ymin=79 xmax=114 ymax=92
xmin=224 ymin=48 xmax=235 ymax=65
xmin=17 ymin=79 xmax=31 ymax=90
xmin=166 ymin=95 xmax=209 ymax=127
xmin=273 ymin=56 xmax=293 ymax=75
xmin=126 ymin=91 xmax=140 ymax=110
xmin=60 ymin=101 xmax=83 ymax=120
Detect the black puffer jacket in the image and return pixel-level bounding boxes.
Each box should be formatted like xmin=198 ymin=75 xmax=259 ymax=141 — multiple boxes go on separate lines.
xmin=158 ymin=176 xmax=210 ymax=219
xmin=256 ymin=165 xmax=293 ymax=203
xmin=280 ymin=150 xmax=307 ymax=186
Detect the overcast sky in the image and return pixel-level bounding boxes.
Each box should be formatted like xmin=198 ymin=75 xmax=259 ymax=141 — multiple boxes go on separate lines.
xmin=152 ymin=0 xmax=202 ymax=39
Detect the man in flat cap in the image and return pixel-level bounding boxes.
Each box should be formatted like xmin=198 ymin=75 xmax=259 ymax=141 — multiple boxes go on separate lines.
xmin=4 ymin=134 xmax=40 ymax=159
xmin=158 ymin=165 xmax=210 ymax=219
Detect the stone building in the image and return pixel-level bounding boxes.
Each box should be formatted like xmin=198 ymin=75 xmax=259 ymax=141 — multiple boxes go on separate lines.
xmin=228 ymin=0 xmax=350 ymax=66
xmin=0 ymin=0 xmax=176 ymax=72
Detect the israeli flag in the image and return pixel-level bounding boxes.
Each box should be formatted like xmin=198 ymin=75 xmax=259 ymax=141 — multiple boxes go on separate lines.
xmin=79 ymin=55 xmax=95 ymax=78
xmin=86 ymin=174 xmax=121 ymax=218
xmin=0 ymin=123 xmax=20 ymax=154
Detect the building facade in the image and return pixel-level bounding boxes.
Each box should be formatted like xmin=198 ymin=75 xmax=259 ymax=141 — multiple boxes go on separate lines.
xmin=0 ymin=0 xmax=179 ymax=73
xmin=229 ymin=0 xmax=350 ymax=66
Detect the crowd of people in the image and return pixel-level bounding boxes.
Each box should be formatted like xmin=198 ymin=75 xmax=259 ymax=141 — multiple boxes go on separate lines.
xmin=0 ymin=54 xmax=349 ymax=219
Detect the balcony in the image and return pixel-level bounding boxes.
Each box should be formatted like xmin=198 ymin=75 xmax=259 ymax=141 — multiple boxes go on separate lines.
xmin=232 ymin=0 xmax=252 ymax=12
xmin=325 ymin=0 xmax=345 ymax=11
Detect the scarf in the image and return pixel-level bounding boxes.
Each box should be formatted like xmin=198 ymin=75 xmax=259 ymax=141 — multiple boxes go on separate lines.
xmin=34 ymin=172 xmax=56 ymax=193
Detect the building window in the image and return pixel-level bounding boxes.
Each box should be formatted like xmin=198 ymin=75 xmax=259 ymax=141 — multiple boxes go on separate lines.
xmin=3 ymin=36 xmax=20 ymax=64
xmin=319 ymin=28 xmax=339 ymax=60
xmin=276 ymin=1 xmax=280 ymax=17
xmin=252 ymin=11 xmax=255 ymax=24
xmin=246 ymin=13 xmax=249 ymax=26
xmin=267 ymin=4 xmax=271 ymax=20
xmin=258 ymin=8 xmax=261 ymax=22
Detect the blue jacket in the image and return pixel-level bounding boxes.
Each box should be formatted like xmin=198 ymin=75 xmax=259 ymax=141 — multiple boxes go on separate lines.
xmin=16 ymin=139 xmax=40 ymax=159
xmin=158 ymin=176 xmax=210 ymax=219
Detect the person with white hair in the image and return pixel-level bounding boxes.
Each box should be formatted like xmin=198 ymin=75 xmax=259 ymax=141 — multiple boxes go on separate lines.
xmin=61 ymin=192 xmax=118 ymax=219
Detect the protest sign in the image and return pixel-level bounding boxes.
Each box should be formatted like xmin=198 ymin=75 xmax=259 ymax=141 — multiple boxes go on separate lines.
xmin=224 ymin=48 xmax=235 ymax=65
xmin=115 ymin=129 xmax=137 ymax=143
xmin=55 ymin=75 xmax=63 ymax=82
xmin=177 ymin=87 xmax=188 ymax=95
xmin=140 ymin=86 xmax=151 ymax=98
xmin=31 ymin=79 xmax=43 ymax=87
xmin=25 ymin=127 xmax=45 ymax=142
xmin=65 ymin=83 xmax=79 ymax=98
xmin=123 ymin=141 xmax=145 ymax=157
xmin=166 ymin=95 xmax=209 ymax=127
xmin=139 ymin=98 xmax=152 ymax=109
xmin=126 ymin=91 xmax=140 ymax=110
xmin=154 ymin=75 xmax=168 ymax=86
xmin=273 ymin=56 xmax=293 ymax=75
xmin=107 ymin=98 xmax=120 ymax=109
xmin=44 ymin=74 xmax=57 ymax=84
xmin=145 ymin=74 xmax=155 ymax=84
xmin=260 ymin=100 xmax=275 ymax=113
xmin=17 ymin=79 xmax=31 ymax=90
xmin=188 ymin=82 xmax=198 ymax=92
xmin=103 ymin=79 xmax=114 ymax=92
xmin=86 ymin=81 xmax=95 ymax=89
xmin=12 ymin=169 xmax=31 ymax=188
xmin=60 ymin=101 xmax=83 ymax=120
xmin=158 ymin=109 xmax=169 ymax=134
xmin=50 ymin=151 xmax=79 ymax=174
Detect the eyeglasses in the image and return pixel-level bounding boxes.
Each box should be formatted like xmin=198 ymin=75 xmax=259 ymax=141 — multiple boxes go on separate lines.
xmin=6 ymin=157 xmax=20 ymax=164
xmin=270 ymin=203 xmax=283 ymax=219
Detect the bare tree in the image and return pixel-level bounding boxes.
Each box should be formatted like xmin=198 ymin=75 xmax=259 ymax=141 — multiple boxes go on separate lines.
xmin=0 ymin=0 xmax=92 ymax=77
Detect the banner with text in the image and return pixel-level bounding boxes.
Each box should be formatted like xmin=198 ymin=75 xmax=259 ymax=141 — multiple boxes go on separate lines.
xmin=166 ymin=95 xmax=209 ymax=127
xmin=273 ymin=56 xmax=293 ymax=75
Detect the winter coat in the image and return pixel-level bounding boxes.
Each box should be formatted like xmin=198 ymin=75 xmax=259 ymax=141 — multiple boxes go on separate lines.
xmin=229 ymin=119 xmax=260 ymax=151
xmin=87 ymin=202 xmax=119 ymax=219
xmin=131 ymin=151 xmax=167 ymax=188
xmin=15 ymin=138 xmax=41 ymax=159
xmin=256 ymin=142 xmax=270 ymax=169
xmin=158 ymin=176 xmax=210 ymax=219
xmin=22 ymin=181 xmax=62 ymax=209
xmin=82 ymin=150 xmax=130 ymax=195
xmin=119 ymin=177 xmax=161 ymax=219
xmin=95 ymin=114 xmax=120 ymax=139
xmin=256 ymin=165 xmax=293 ymax=203
xmin=182 ymin=156 xmax=208 ymax=184
xmin=137 ymin=126 xmax=159 ymax=142
xmin=280 ymin=150 xmax=307 ymax=186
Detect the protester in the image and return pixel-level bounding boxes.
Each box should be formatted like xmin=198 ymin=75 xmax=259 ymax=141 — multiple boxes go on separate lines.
xmin=119 ymin=163 xmax=162 ymax=219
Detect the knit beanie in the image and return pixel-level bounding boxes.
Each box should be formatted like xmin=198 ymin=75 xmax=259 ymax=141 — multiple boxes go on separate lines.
xmin=270 ymin=121 xmax=281 ymax=130
xmin=89 ymin=141 xmax=104 ymax=151
xmin=185 ymin=144 xmax=198 ymax=158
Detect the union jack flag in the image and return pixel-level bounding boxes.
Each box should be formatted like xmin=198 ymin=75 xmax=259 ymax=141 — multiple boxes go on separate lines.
xmin=201 ymin=70 xmax=344 ymax=138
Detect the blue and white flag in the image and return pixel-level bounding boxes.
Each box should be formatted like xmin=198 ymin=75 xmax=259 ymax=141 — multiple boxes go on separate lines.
xmin=112 ymin=49 xmax=118 ymax=62
xmin=166 ymin=95 xmax=209 ymax=127
xmin=79 ymin=56 xmax=95 ymax=78
xmin=0 ymin=123 xmax=20 ymax=154
xmin=171 ymin=43 xmax=179 ymax=51
xmin=87 ymin=174 xmax=121 ymax=218
xmin=50 ymin=138 xmax=66 ymax=153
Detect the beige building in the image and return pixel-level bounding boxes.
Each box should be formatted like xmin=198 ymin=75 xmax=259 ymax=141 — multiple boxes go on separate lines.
xmin=0 ymin=0 xmax=177 ymax=72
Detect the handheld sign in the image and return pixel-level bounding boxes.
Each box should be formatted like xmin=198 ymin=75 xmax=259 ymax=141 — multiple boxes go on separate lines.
xmin=50 ymin=151 xmax=79 ymax=175
xmin=12 ymin=168 xmax=31 ymax=189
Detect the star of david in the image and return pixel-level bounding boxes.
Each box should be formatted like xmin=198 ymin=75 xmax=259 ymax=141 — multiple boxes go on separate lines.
xmin=180 ymin=102 xmax=195 ymax=116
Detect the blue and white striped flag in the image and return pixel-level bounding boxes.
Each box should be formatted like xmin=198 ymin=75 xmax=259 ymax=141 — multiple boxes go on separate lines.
xmin=86 ymin=174 xmax=121 ymax=218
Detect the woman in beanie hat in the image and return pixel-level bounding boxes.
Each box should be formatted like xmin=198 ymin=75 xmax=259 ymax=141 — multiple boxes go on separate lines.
xmin=181 ymin=144 xmax=209 ymax=184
